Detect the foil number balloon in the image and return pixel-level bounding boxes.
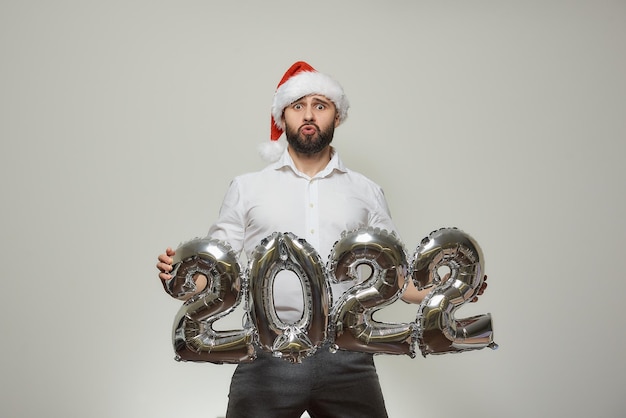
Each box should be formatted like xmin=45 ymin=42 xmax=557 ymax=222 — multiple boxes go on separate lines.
xmin=412 ymin=228 xmax=497 ymax=356
xmin=247 ymin=232 xmax=331 ymax=364
xmin=329 ymin=227 xmax=415 ymax=357
xmin=163 ymin=238 xmax=255 ymax=364
xmin=164 ymin=227 xmax=496 ymax=363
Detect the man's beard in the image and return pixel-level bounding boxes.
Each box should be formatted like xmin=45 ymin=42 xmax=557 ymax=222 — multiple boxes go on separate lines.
xmin=285 ymin=122 xmax=334 ymax=155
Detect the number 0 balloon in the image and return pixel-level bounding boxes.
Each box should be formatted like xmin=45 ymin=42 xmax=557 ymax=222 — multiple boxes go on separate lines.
xmin=247 ymin=232 xmax=331 ymax=363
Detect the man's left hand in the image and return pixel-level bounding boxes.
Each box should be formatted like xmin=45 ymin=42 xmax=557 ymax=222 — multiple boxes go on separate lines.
xmin=470 ymin=275 xmax=488 ymax=303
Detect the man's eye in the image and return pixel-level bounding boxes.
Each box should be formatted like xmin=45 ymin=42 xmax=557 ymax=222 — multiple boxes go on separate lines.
xmin=316 ymin=104 xmax=325 ymax=110
xmin=293 ymin=104 xmax=303 ymax=110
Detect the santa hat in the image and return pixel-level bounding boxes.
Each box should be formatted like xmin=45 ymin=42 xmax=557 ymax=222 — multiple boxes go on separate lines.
xmin=258 ymin=61 xmax=350 ymax=162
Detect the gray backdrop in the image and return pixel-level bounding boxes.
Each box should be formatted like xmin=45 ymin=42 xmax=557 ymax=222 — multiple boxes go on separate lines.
xmin=2 ymin=1 xmax=625 ymax=417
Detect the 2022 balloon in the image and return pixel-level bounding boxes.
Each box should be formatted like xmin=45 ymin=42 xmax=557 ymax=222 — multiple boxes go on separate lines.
xmin=164 ymin=227 xmax=497 ymax=364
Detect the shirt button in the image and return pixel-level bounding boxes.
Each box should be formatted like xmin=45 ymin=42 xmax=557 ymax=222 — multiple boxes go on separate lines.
xmin=309 ymin=203 xmax=314 ymax=208
xmin=310 ymin=229 xmax=315 ymax=234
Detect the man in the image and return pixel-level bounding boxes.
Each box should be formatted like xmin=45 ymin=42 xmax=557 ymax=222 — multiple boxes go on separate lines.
xmin=157 ymin=61 xmax=484 ymax=417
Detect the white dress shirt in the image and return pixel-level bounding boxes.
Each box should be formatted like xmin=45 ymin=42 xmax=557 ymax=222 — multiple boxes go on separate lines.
xmin=208 ymin=147 xmax=398 ymax=321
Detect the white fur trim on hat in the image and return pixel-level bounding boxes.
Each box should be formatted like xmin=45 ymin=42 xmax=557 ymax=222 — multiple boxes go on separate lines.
xmin=271 ymin=71 xmax=350 ymax=131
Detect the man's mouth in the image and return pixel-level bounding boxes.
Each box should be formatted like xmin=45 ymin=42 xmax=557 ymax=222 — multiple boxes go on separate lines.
xmin=299 ymin=124 xmax=318 ymax=136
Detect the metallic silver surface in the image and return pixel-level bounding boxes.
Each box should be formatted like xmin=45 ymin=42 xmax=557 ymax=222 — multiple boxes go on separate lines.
xmin=328 ymin=227 xmax=415 ymax=356
xmin=168 ymin=237 xmax=255 ymax=364
xmin=247 ymin=232 xmax=331 ymax=363
xmin=164 ymin=229 xmax=497 ymax=363
xmin=411 ymin=227 xmax=496 ymax=356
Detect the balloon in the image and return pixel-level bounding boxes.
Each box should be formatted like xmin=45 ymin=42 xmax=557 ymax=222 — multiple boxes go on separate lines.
xmin=247 ymin=232 xmax=331 ymax=363
xmin=411 ymin=228 xmax=497 ymax=356
xmin=328 ymin=227 xmax=416 ymax=357
xmin=166 ymin=238 xmax=255 ymax=364
xmin=163 ymin=228 xmax=497 ymax=363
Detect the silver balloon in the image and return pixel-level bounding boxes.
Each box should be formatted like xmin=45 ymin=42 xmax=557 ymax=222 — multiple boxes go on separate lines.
xmin=328 ymin=227 xmax=415 ymax=356
xmin=247 ymin=232 xmax=331 ymax=363
xmin=411 ymin=227 xmax=497 ymax=356
xmin=168 ymin=237 xmax=255 ymax=364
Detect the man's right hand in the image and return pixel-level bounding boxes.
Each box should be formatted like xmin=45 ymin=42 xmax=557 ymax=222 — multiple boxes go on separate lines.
xmin=157 ymin=247 xmax=208 ymax=299
xmin=157 ymin=247 xmax=176 ymax=281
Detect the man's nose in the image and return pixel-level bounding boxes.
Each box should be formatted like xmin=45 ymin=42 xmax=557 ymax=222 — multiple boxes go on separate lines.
xmin=303 ymin=105 xmax=314 ymax=121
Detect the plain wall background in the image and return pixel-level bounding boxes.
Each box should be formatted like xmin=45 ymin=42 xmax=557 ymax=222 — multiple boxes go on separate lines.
xmin=1 ymin=1 xmax=625 ymax=417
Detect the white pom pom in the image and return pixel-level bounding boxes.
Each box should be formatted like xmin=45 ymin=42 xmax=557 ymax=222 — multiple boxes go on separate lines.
xmin=258 ymin=138 xmax=287 ymax=162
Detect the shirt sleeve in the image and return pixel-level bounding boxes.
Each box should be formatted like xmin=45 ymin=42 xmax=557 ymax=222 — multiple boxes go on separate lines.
xmin=207 ymin=178 xmax=246 ymax=256
xmin=369 ymin=185 xmax=400 ymax=237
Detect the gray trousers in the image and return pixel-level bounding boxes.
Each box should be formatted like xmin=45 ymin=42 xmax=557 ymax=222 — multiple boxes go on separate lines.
xmin=225 ymin=345 xmax=389 ymax=418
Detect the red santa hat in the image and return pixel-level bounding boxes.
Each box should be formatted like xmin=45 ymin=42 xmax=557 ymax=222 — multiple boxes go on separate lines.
xmin=259 ymin=61 xmax=350 ymax=162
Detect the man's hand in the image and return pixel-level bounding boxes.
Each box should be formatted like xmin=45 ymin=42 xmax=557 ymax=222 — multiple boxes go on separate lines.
xmin=157 ymin=248 xmax=208 ymax=300
xmin=157 ymin=247 xmax=176 ymax=281
xmin=470 ymin=275 xmax=488 ymax=303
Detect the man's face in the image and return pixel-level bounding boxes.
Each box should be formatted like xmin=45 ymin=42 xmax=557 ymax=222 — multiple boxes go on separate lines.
xmin=282 ymin=95 xmax=339 ymax=155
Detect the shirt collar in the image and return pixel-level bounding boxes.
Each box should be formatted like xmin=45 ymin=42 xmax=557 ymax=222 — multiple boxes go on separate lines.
xmin=271 ymin=146 xmax=348 ymax=179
